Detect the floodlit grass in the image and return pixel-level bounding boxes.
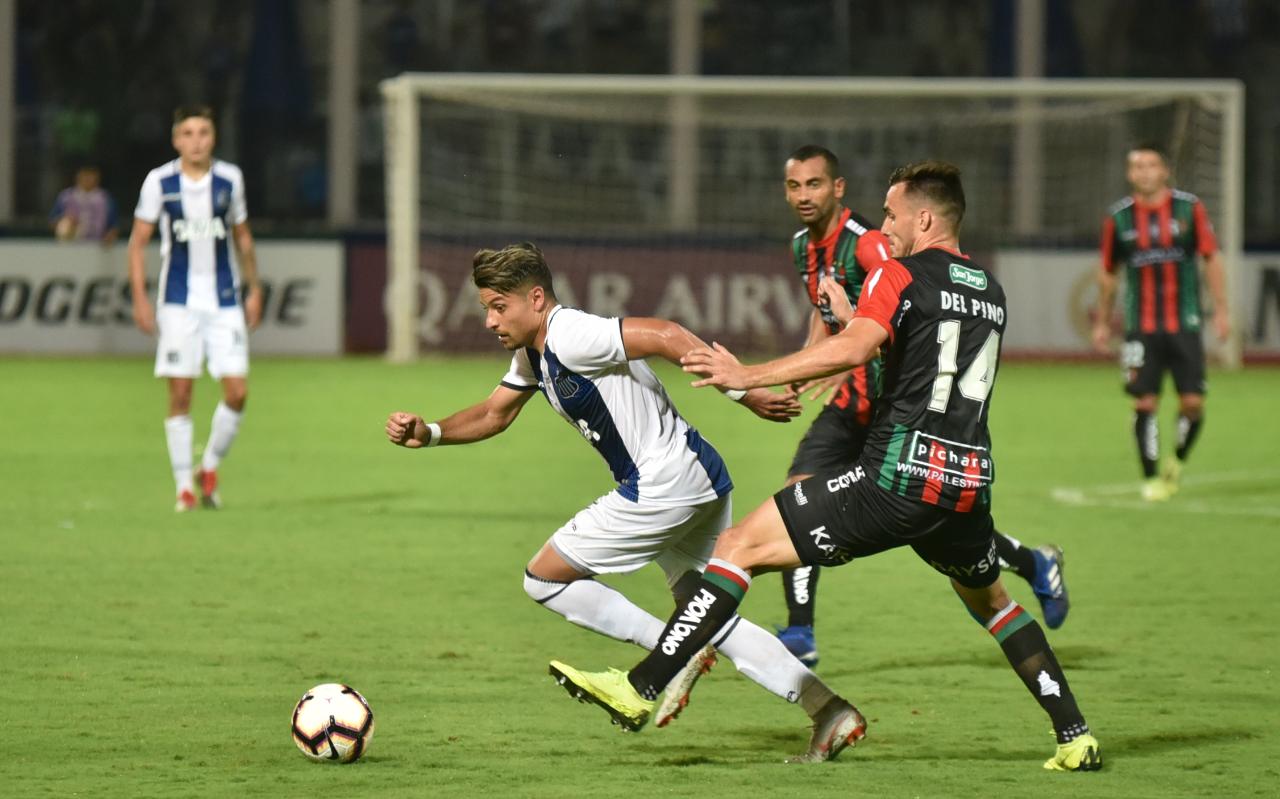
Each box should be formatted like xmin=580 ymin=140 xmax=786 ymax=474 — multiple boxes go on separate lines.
xmin=3 ymin=356 xmax=1278 ymax=797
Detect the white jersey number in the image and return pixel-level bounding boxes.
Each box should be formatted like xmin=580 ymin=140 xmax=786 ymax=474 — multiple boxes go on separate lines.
xmin=928 ymin=320 xmax=1000 ymax=413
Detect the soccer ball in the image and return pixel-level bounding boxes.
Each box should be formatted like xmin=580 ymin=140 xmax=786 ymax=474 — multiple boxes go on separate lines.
xmin=291 ymin=683 xmax=375 ymax=763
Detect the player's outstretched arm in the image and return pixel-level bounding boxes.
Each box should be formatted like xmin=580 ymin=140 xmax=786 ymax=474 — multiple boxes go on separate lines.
xmin=386 ymin=385 xmax=534 ymax=449
xmin=620 ymin=317 xmax=801 ymax=422
xmin=791 ymin=306 xmax=846 ymax=402
xmin=126 ymin=219 xmax=156 ymax=334
xmin=682 ymin=319 xmax=887 ymax=392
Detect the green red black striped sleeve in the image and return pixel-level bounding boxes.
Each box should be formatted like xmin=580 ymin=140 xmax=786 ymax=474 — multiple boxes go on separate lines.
xmin=853 ymin=258 xmax=913 ymax=342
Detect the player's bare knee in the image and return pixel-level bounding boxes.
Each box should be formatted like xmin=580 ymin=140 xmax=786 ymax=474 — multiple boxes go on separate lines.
xmin=223 ymin=383 xmax=248 ymax=411
xmin=167 ymin=381 xmax=193 ymax=415
xmin=712 ymin=525 xmax=773 ymax=573
xmin=1179 ymin=394 xmax=1204 ymax=418
xmin=1133 ymin=396 xmax=1158 ymax=413
xmin=953 ymin=578 xmax=1011 ymax=622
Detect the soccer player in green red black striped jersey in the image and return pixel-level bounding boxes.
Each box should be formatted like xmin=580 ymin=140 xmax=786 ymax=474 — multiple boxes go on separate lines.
xmin=551 ymin=161 xmax=1100 ymax=771
xmin=1092 ymin=143 xmax=1229 ymax=501
xmin=777 ymin=148 xmax=1070 ymax=656
xmin=773 ymin=145 xmax=883 ymax=664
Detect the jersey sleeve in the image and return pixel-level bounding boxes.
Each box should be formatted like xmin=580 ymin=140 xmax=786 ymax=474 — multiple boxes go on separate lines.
xmin=1100 ymin=215 xmax=1119 ymax=273
xmin=134 ymin=172 xmax=162 ymax=223
xmin=1192 ymin=200 xmax=1218 ymax=256
xmin=853 ymin=259 xmax=914 ymax=341
xmin=854 ymin=230 xmax=892 ymax=272
xmin=229 ymin=167 xmax=249 ymax=225
xmin=501 ymin=349 xmax=539 ymax=392
xmin=553 ymin=312 xmax=627 ymax=374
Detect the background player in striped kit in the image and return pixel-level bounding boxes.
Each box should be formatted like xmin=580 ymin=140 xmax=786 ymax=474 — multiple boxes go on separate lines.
xmin=1092 ymin=142 xmax=1229 ymax=501
xmin=778 ymin=147 xmax=1069 ymax=647
xmin=127 ymin=106 xmax=262 ymax=511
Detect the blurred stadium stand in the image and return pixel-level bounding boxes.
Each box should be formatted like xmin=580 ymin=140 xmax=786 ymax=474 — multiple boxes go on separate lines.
xmin=6 ymin=0 xmax=1280 ymax=244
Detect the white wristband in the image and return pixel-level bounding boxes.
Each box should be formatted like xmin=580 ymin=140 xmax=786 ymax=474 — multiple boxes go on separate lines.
xmin=723 ymin=389 xmax=747 ymax=402
xmin=425 ymin=422 xmax=442 ymax=447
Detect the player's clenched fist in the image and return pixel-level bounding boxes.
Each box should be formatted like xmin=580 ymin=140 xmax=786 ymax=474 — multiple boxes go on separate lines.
xmin=386 ymin=411 xmax=428 ymax=448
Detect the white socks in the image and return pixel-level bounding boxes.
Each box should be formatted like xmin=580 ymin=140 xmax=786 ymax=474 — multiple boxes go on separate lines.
xmin=166 ymin=402 xmax=243 ymax=493
xmin=522 ymin=571 xmax=840 ymax=719
xmin=164 ymin=415 xmax=194 ymax=492
xmin=201 ymin=402 xmax=243 ymax=472
xmin=523 ymin=572 xmax=664 ymax=649
xmin=716 ymin=618 xmax=836 ymax=716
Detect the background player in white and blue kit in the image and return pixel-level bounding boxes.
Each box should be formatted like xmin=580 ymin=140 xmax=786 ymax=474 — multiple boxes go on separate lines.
xmin=385 ymin=243 xmax=864 ymax=755
xmin=127 ymin=106 xmax=262 ymax=511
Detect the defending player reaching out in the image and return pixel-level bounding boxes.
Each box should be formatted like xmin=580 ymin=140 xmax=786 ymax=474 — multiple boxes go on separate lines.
xmin=550 ymin=162 xmax=1101 ymax=771
xmin=385 ymin=243 xmax=863 ymax=759
xmin=1091 ymin=142 xmax=1229 ymax=501
xmin=777 ymin=146 xmax=1068 ymax=653
xmin=128 ymin=106 xmax=261 ymax=511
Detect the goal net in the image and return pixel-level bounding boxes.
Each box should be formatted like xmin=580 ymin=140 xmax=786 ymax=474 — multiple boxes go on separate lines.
xmin=381 ymin=75 xmax=1243 ymax=364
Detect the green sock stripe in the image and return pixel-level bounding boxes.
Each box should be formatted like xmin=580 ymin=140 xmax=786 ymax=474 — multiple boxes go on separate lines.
xmin=991 ymin=609 xmax=1034 ymax=644
xmin=703 ymin=571 xmax=746 ymax=603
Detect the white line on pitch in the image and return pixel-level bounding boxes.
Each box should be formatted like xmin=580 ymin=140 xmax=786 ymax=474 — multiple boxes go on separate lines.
xmin=1049 ymin=469 xmax=1280 ymax=519
xmin=1052 ymin=469 xmax=1280 ymax=499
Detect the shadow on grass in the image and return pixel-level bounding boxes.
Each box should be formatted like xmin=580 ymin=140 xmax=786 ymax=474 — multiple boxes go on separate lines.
xmin=818 ymin=643 xmax=1116 ymax=680
xmin=242 ymin=491 xmax=566 ymax=523
xmin=1112 ymin=727 xmax=1259 ymax=757
xmin=570 ymin=723 xmax=1257 ymax=769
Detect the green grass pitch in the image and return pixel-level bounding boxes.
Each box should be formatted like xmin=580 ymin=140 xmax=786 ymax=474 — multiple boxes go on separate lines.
xmin=3 ymin=356 xmax=1278 ymax=797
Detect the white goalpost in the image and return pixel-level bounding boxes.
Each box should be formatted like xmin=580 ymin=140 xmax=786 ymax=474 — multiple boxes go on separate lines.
xmin=381 ymin=74 xmax=1243 ymax=366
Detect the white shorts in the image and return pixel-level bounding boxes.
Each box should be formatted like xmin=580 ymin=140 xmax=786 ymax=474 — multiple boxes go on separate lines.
xmin=550 ymin=491 xmax=732 ymax=582
xmin=154 ymin=304 xmax=249 ymax=379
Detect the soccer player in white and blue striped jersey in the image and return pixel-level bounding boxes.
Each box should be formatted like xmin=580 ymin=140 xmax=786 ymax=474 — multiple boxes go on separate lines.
xmin=386 ymin=243 xmax=863 ymax=743
xmin=127 ymin=106 xmax=262 ymax=512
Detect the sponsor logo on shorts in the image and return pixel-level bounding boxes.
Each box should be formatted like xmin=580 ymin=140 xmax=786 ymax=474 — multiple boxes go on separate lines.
xmin=808 ymin=525 xmax=833 ymax=555
xmin=660 ymin=588 xmax=717 ymax=655
xmin=792 ymin=482 xmax=807 ymax=506
xmin=927 ymin=539 xmax=998 ymax=580
xmin=826 ymin=465 xmax=866 ymax=493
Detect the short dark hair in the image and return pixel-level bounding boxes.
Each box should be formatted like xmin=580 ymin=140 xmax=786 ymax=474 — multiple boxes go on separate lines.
xmin=173 ymin=105 xmax=215 ymax=127
xmin=888 ymin=160 xmax=966 ymax=229
xmin=472 ymin=242 xmax=557 ymax=297
xmin=1129 ymin=141 xmax=1169 ymax=165
xmin=787 ymin=145 xmax=840 ymax=179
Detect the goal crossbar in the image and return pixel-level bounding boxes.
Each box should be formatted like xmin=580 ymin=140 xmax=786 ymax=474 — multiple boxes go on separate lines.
xmin=381 ymin=74 xmax=1243 ymax=366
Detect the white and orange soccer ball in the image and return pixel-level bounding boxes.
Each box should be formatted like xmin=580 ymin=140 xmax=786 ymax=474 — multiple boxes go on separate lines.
xmin=291 ymin=683 xmax=375 ymax=763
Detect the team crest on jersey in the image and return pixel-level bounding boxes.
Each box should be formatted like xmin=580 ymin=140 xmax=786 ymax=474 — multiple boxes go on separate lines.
xmin=948 ymin=263 xmax=987 ymax=290
xmin=214 ymin=188 xmax=231 ymax=213
xmin=553 ymin=373 xmax=582 ymax=399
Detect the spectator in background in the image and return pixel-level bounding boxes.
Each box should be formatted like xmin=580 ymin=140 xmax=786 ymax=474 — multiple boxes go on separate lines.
xmin=49 ymin=165 xmax=118 ymax=244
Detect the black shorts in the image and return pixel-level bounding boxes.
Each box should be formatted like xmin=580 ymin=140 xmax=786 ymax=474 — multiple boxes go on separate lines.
xmin=1122 ymin=331 xmax=1206 ymax=397
xmin=774 ymin=466 xmax=999 ymax=588
xmin=787 ymin=372 xmax=873 ymax=478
